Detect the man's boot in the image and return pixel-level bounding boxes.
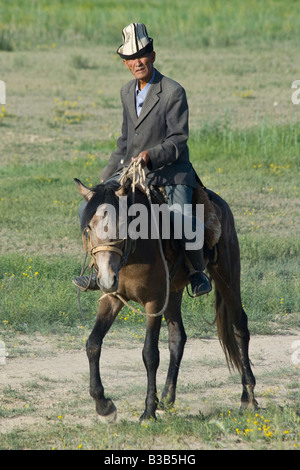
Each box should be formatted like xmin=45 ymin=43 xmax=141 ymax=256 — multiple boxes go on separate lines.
xmin=72 ymin=274 xmax=100 ymax=291
xmin=185 ymin=249 xmax=212 ymax=297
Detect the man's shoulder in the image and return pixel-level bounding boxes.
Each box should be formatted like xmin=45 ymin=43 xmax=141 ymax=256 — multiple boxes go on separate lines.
xmin=156 ymin=71 xmax=185 ymax=97
xmin=121 ymin=78 xmax=135 ymax=95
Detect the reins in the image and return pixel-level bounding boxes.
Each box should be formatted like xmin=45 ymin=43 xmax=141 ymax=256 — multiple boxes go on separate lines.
xmin=77 ymin=159 xmax=170 ymax=318
xmin=98 ymin=159 xmax=170 ymax=317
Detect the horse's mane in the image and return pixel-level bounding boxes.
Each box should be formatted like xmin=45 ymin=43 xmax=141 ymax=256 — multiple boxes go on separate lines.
xmin=81 ymin=181 xmax=120 ymax=230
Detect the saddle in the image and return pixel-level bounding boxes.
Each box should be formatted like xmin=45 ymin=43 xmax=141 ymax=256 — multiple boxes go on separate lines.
xmin=118 ymin=162 xmax=222 ymax=264
xmin=150 ymin=181 xmax=222 ymax=250
xmin=192 ymin=181 xmax=222 ymax=250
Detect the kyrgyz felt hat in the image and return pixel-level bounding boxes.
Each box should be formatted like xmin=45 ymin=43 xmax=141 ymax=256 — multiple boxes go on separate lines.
xmin=117 ymin=23 xmax=153 ymax=59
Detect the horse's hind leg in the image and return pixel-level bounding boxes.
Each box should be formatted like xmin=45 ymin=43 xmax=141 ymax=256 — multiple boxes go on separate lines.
xmin=208 ymin=235 xmax=257 ymax=409
xmin=212 ymin=277 xmax=257 ymax=409
xmin=160 ymin=290 xmax=187 ymax=409
xmin=86 ymin=295 xmax=123 ymax=422
xmin=233 ymin=307 xmax=258 ymax=409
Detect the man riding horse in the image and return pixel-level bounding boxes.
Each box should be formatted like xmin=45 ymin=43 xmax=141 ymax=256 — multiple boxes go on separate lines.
xmin=73 ymin=23 xmax=211 ymax=297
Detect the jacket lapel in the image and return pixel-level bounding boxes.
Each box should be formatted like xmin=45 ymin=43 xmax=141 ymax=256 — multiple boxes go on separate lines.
xmin=136 ymin=72 xmax=161 ymax=128
xmin=126 ymin=80 xmax=139 ymax=126
xmin=125 ymin=70 xmax=162 ymax=129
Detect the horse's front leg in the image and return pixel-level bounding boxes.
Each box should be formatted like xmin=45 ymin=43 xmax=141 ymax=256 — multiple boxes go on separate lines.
xmin=86 ymin=295 xmax=123 ymax=422
xmin=140 ymin=307 xmax=162 ymax=422
xmin=160 ymin=290 xmax=186 ymax=409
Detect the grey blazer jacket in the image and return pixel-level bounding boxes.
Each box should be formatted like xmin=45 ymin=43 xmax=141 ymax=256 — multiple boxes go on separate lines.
xmin=99 ymin=69 xmax=197 ymax=188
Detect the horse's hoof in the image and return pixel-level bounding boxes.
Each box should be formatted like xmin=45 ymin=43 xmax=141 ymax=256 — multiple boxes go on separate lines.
xmin=98 ymin=404 xmax=117 ymax=424
xmin=139 ymin=411 xmax=157 ymax=423
xmin=240 ymin=399 xmax=259 ymax=411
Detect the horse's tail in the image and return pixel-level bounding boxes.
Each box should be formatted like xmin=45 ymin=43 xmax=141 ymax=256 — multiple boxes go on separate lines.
xmin=214 ymin=287 xmax=243 ymax=374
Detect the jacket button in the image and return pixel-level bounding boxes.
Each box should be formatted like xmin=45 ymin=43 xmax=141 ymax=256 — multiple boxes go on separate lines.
xmin=135 ymin=131 xmax=139 ymax=136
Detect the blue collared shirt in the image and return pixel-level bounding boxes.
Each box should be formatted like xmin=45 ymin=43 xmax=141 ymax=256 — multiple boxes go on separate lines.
xmin=135 ymin=69 xmax=156 ymax=117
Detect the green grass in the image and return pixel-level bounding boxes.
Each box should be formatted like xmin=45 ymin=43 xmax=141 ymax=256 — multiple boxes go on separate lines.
xmin=0 ymin=122 xmax=299 ymax=335
xmin=1 ymin=402 xmax=299 ymax=450
xmin=1 ymin=0 xmax=300 ymax=51
xmin=0 ymin=253 xmax=98 ymax=332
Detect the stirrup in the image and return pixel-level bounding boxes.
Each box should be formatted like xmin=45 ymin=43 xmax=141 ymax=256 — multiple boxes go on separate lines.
xmin=188 ymin=271 xmax=212 ymax=297
xmin=72 ymin=274 xmax=99 ymax=291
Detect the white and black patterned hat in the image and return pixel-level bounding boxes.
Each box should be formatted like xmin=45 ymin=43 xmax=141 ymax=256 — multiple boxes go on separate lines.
xmin=117 ymin=23 xmax=153 ymax=59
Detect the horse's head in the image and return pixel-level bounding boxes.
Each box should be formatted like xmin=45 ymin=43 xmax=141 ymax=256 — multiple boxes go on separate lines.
xmin=75 ymin=178 xmax=131 ymax=293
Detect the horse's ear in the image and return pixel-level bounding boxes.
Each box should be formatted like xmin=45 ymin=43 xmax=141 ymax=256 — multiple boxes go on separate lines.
xmin=74 ymin=178 xmax=95 ymax=201
xmin=115 ymin=177 xmax=131 ymax=197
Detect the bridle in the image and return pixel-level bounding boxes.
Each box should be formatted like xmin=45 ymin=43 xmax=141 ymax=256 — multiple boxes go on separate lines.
xmin=79 ymin=225 xmax=132 ymax=293
xmin=83 ymin=226 xmax=125 ymax=261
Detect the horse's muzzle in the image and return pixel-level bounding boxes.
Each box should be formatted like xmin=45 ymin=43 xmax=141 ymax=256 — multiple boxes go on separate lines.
xmin=97 ymin=272 xmax=119 ymax=294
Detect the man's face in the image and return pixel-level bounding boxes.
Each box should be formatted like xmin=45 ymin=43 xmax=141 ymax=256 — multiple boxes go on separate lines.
xmin=123 ymin=51 xmax=156 ymax=83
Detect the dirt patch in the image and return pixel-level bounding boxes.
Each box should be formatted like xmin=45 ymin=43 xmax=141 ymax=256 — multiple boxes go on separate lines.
xmin=1 ymin=331 xmax=299 ymax=434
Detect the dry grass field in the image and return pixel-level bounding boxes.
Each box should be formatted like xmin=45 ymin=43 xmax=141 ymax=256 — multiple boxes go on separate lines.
xmin=1 ymin=329 xmax=299 ymax=450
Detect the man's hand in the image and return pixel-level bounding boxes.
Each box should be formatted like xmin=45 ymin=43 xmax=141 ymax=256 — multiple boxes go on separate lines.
xmin=132 ymin=151 xmax=150 ymax=168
